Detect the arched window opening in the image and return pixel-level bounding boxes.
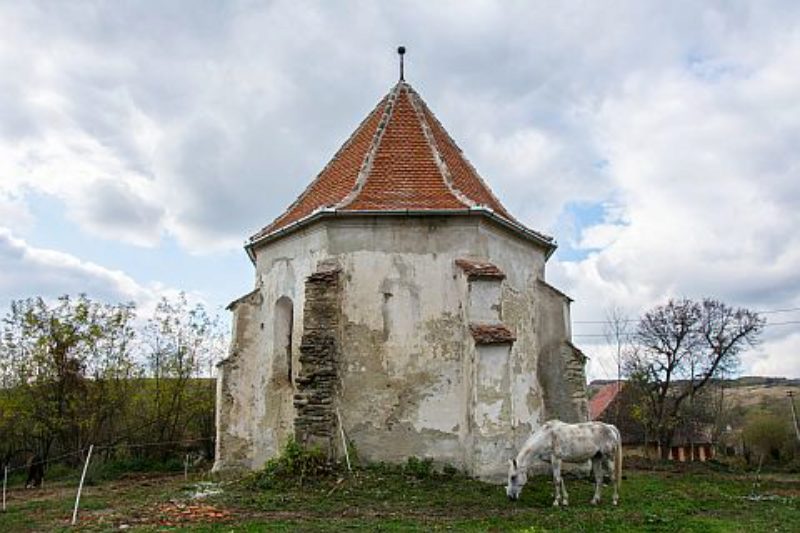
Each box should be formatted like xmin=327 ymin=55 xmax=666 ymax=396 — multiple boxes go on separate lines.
xmin=274 ymin=296 xmax=294 ymax=385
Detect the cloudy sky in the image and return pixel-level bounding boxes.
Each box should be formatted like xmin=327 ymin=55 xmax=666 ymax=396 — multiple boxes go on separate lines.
xmin=1 ymin=0 xmax=798 ymax=380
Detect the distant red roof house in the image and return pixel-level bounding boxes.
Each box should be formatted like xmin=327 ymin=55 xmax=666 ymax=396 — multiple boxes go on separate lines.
xmin=247 ymin=81 xmax=554 ymax=256
xmin=589 ymin=382 xmax=623 ymax=421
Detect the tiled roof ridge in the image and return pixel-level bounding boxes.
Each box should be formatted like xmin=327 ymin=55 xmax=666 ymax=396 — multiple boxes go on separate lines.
xmin=410 ymin=87 xmax=513 ymax=220
xmin=246 ymin=81 xmax=558 ymax=252
xmin=251 ymin=93 xmax=390 ymax=240
xmin=404 ymin=85 xmax=473 ymax=209
xmin=338 ymin=82 xmax=467 ymax=211
xmin=335 ymin=83 xmax=403 ymax=209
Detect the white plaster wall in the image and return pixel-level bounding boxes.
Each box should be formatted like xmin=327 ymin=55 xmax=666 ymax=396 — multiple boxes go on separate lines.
xmin=215 ymin=214 xmax=569 ymax=480
xmin=474 ymin=344 xmax=510 ymax=432
xmin=326 ymin=216 xmax=549 ymax=478
xmin=215 ymin=225 xmax=332 ymax=470
xmin=468 ymin=281 xmax=502 ymax=323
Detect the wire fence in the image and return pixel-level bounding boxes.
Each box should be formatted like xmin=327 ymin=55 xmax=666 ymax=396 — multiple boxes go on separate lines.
xmin=2 ymin=437 xmax=215 ymax=474
xmin=2 ymin=436 xmax=217 ymax=523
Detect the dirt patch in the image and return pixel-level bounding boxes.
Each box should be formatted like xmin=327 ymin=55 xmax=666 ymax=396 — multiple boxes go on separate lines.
xmin=151 ymin=501 xmax=232 ymax=526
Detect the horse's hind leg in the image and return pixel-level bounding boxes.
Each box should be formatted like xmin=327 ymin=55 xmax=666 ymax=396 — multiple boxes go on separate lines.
xmin=551 ymin=456 xmax=563 ymax=507
xmin=602 ymin=456 xmax=619 ymax=506
xmin=591 ymin=456 xmax=602 ymax=505
xmin=611 ymin=456 xmax=620 ymax=506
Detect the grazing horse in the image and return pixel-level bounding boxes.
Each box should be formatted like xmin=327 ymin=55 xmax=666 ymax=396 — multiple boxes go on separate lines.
xmin=506 ymin=420 xmax=622 ymax=507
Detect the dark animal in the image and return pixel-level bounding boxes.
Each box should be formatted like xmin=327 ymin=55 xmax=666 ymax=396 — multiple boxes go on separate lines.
xmin=25 ymin=454 xmax=44 ymax=489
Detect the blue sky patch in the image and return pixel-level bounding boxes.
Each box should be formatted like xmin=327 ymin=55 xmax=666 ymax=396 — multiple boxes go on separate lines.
xmin=553 ymin=200 xmax=608 ymax=262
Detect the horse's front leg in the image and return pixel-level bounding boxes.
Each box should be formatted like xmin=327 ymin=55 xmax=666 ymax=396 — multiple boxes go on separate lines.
xmin=551 ymin=456 xmax=563 ymax=507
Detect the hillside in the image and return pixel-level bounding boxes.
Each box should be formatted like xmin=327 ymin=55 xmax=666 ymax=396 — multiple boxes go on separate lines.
xmin=588 ymin=376 xmax=800 ymax=401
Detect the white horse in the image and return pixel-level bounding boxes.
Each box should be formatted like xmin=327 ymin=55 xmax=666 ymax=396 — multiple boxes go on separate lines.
xmin=506 ymin=420 xmax=622 ymax=507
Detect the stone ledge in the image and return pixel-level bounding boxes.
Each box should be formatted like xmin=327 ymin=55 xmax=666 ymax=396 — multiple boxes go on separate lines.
xmin=469 ymin=323 xmax=516 ymax=345
xmin=455 ymin=258 xmax=506 ymax=280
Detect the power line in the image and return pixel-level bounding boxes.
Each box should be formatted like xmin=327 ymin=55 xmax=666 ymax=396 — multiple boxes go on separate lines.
xmin=761 ymin=307 xmax=800 ymax=315
xmin=574 ymin=320 xmax=800 ymax=335
xmin=573 ymin=306 xmax=800 ymax=325
xmin=573 ymin=318 xmax=636 ymax=324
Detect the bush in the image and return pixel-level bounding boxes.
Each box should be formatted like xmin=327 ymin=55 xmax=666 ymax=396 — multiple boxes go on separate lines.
xmin=743 ymin=412 xmax=792 ymax=465
xmin=441 ymin=463 xmax=460 ymax=479
xmin=251 ymin=439 xmax=332 ymax=488
xmin=404 ymin=456 xmax=434 ymax=479
xmin=784 ymin=456 xmax=800 ymax=473
xmin=91 ymin=457 xmax=184 ymax=481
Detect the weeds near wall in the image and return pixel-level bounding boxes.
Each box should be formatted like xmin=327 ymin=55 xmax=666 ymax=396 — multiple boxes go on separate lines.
xmin=250 ymin=439 xmax=332 ymax=489
xmin=404 ymin=457 xmax=434 ymax=479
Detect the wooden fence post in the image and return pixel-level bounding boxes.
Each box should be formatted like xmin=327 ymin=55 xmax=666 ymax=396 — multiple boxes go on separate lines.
xmin=71 ymin=445 xmax=94 ymax=526
xmin=336 ymin=408 xmax=352 ymax=472
xmin=2 ymin=465 xmax=7 ymax=512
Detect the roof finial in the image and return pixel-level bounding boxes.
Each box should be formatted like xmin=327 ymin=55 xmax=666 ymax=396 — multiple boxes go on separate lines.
xmin=397 ymin=46 xmax=406 ymax=82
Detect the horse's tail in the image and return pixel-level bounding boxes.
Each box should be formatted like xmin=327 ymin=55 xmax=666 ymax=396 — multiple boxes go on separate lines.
xmin=613 ymin=426 xmax=623 ymax=491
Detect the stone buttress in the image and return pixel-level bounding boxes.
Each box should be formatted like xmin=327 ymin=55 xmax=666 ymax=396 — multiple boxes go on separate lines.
xmin=293 ymin=265 xmax=342 ymax=457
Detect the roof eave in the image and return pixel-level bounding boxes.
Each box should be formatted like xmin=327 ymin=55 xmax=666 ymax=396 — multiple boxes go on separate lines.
xmin=245 ymin=206 xmax=557 ymax=261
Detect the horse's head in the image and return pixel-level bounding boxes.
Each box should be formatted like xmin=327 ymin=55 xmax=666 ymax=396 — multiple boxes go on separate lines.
xmin=506 ymin=458 xmax=527 ymax=501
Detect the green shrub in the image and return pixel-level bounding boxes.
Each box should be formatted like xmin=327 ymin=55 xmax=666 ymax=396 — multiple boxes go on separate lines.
xmin=251 ymin=439 xmax=332 ymax=489
xmin=441 ymin=463 xmax=459 ymax=478
xmin=404 ymin=456 xmax=434 ymax=479
xmin=44 ymin=462 xmax=78 ymax=481
xmin=784 ymin=455 xmax=800 ymax=473
xmin=89 ymin=457 xmax=184 ymax=482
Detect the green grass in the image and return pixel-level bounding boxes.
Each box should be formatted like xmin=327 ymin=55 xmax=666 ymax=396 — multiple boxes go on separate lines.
xmin=1 ymin=464 xmax=797 ymax=531
xmin=207 ymin=467 xmax=798 ymax=532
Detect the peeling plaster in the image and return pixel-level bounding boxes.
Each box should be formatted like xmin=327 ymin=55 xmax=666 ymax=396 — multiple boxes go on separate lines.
xmin=214 ymin=217 xmax=587 ymax=480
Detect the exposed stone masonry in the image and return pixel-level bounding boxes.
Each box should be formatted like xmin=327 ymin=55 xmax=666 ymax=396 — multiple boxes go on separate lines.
xmin=565 ymin=342 xmax=590 ymax=421
xmin=293 ymin=266 xmax=342 ymax=456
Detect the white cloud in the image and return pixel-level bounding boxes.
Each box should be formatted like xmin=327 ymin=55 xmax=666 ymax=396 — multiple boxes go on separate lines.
xmin=553 ymin=17 xmax=800 ymax=379
xmin=0 ymin=191 xmax=33 ymax=233
xmin=0 ymin=227 xmax=171 ymax=313
xmin=745 ymin=331 xmax=800 ymax=378
xmin=0 ymin=1 xmax=798 ymax=377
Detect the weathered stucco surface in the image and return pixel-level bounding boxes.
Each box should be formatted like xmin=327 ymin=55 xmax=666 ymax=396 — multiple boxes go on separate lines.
xmin=214 ymin=215 xmax=587 ymax=481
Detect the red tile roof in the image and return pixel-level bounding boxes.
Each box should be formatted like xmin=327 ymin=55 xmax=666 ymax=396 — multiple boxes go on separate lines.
xmin=257 ymin=97 xmax=389 ymax=236
xmin=250 ymin=82 xmax=538 ymax=243
xmin=589 ymin=382 xmax=623 ymax=420
xmin=469 ymin=323 xmax=516 ymax=345
xmin=454 ymin=259 xmax=506 ymax=280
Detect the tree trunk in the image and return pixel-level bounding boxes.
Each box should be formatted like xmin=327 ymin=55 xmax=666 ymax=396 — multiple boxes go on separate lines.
xmin=659 ymin=431 xmax=673 ymax=461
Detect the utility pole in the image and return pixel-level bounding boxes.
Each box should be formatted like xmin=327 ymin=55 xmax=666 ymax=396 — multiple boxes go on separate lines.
xmin=788 ymin=391 xmax=800 ymax=444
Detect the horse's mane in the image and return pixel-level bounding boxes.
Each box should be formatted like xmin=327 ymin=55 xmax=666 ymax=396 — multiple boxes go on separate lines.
xmin=516 ymin=423 xmax=553 ymax=468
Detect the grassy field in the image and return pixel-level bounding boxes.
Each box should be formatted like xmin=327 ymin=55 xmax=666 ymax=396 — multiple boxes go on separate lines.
xmin=1 ymin=462 xmax=798 ymax=531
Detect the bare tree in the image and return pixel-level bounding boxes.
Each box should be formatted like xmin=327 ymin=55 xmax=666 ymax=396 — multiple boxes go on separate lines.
xmin=604 ymin=306 xmax=630 ymax=426
xmin=625 ymin=298 xmax=763 ymax=459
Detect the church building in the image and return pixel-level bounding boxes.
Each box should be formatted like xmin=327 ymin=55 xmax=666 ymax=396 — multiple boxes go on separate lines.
xmin=214 ymin=54 xmax=588 ymax=480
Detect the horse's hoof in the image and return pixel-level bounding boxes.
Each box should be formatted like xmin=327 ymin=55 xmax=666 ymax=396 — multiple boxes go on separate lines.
xmin=590 ymin=499 xmax=599 ymax=506
xmin=563 ymin=500 xmax=569 ymax=507
xmin=552 ymin=501 xmax=560 ymax=507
